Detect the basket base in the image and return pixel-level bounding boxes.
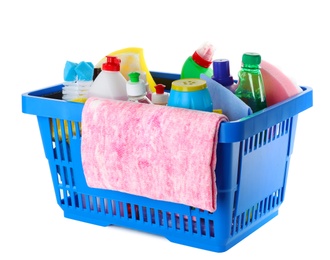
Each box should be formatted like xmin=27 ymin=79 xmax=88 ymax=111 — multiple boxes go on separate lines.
xmin=63 ymin=207 xmax=279 ymax=253
xmin=166 ymin=210 xmax=279 ymax=252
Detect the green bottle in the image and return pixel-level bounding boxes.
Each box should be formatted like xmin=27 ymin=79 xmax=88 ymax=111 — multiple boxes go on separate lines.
xmin=180 ymin=42 xmax=215 ymax=79
xmin=235 ymin=52 xmax=267 ymax=113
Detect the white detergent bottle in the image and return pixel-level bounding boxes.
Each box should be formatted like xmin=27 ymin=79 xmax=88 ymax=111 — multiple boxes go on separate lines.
xmin=88 ymin=56 xmax=128 ymax=100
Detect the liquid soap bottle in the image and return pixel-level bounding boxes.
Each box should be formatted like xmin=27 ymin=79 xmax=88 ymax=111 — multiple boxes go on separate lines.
xmin=235 ymin=52 xmax=267 ymax=112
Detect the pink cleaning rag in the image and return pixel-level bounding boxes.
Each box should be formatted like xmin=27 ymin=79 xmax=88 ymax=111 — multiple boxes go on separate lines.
xmin=81 ymin=97 xmax=228 ymax=212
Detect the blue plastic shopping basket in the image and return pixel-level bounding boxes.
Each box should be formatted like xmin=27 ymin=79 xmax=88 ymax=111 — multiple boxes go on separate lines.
xmin=21 ymin=71 xmax=313 ymax=252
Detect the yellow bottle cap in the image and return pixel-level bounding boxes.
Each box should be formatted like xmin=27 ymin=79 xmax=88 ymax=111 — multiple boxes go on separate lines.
xmin=171 ymin=78 xmax=207 ymax=92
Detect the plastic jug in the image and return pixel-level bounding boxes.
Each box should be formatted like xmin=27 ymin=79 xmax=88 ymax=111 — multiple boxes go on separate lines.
xmin=88 ymin=56 xmax=128 ymax=101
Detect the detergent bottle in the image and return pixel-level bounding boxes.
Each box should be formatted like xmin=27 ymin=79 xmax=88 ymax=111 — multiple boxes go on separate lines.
xmin=180 ymin=42 xmax=215 ymax=79
xmin=235 ymin=52 xmax=267 ymax=113
xmin=167 ymin=78 xmax=213 ymax=112
xmin=88 ymin=56 xmax=128 ymax=100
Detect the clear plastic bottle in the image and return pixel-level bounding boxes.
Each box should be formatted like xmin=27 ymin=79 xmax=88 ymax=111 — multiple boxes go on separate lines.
xmin=88 ymin=56 xmax=128 ymax=100
xmin=180 ymin=42 xmax=215 ymax=79
xmin=235 ymin=52 xmax=267 ymax=112
xmin=126 ymin=71 xmax=152 ymax=104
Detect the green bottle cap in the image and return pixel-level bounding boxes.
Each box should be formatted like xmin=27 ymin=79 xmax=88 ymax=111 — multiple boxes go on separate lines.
xmin=128 ymin=71 xmax=140 ymax=83
xmin=242 ymin=52 xmax=261 ymax=65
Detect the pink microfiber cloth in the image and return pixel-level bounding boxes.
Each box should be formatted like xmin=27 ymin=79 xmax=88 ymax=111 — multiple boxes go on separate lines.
xmin=261 ymin=60 xmax=302 ymax=106
xmin=81 ymin=97 xmax=228 ymax=212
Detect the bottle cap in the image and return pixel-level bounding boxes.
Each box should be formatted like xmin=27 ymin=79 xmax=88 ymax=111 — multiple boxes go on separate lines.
xmin=192 ymin=42 xmax=215 ymax=68
xmin=152 ymin=84 xmax=169 ymax=105
xmin=212 ymin=59 xmax=234 ymax=87
xmin=154 ymin=84 xmax=166 ymax=94
xmin=242 ymin=52 xmax=261 ymax=65
xmin=102 ymin=56 xmax=121 ymax=71
xmin=128 ymin=71 xmax=140 ymax=83
xmin=171 ymin=79 xmax=207 ymax=92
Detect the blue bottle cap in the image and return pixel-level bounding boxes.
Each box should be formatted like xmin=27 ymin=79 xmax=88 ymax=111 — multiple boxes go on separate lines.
xmin=212 ymin=59 xmax=234 ymax=87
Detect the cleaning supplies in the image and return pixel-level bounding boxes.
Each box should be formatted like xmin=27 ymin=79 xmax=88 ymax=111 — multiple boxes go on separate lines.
xmin=167 ymin=78 xmax=213 ymax=112
xmin=152 ymin=84 xmax=169 ymax=105
xmin=62 ymin=61 xmax=94 ymax=103
xmin=181 ymin=42 xmax=215 ymax=79
xmin=212 ymin=59 xmax=237 ymax=93
xmin=260 ymin=59 xmax=302 ymax=106
xmin=95 ymin=47 xmax=157 ymax=93
xmin=126 ymin=71 xmax=152 ymax=104
xmin=235 ymin=52 xmax=267 ymax=113
xmin=88 ymin=56 xmax=128 ymax=101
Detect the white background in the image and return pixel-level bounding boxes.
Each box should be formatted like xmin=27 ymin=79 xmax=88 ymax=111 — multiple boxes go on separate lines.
xmin=1 ymin=0 xmax=328 ymax=259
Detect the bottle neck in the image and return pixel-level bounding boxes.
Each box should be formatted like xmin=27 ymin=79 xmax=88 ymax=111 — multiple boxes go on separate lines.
xmin=242 ymin=63 xmax=259 ymax=69
xmin=241 ymin=64 xmax=260 ymax=73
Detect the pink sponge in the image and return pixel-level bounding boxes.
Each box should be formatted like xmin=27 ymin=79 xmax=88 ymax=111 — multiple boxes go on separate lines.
xmin=261 ymin=60 xmax=302 ymax=106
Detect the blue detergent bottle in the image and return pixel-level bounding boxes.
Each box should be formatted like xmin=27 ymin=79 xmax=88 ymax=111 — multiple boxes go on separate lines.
xmin=167 ymin=78 xmax=213 ymax=112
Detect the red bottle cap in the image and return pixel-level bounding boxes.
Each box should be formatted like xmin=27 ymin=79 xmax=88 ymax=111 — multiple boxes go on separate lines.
xmin=102 ymin=56 xmax=121 ymax=71
xmin=192 ymin=42 xmax=215 ymax=68
xmin=154 ymin=84 xmax=166 ymax=94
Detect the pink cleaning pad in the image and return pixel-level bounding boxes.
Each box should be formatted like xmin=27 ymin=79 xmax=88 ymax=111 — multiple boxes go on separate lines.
xmin=261 ymin=60 xmax=302 ymax=106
